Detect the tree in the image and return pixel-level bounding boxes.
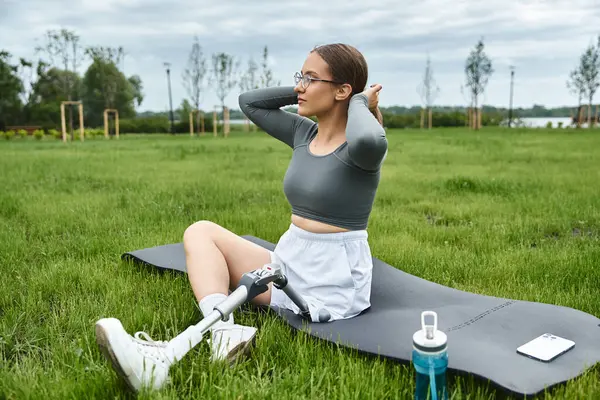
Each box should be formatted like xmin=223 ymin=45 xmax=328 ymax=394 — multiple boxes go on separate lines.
xmin=35 ymin=29 xmax=84 ymax=139
xmin=260 ymin=46 xmax=280 ymax=88
xmin=81 ymin=52 xmax=143 ymax=127
xmin=0 ymin=50 xmax=24 ymax=129
xmin=84 ymin=46 xmax=125 ymax=108
xmin=210 ymin=52 xmax=240 ymax=135
xmin=239 ymin=56 xmax=259 ymax=131
xmin=178 ymin=99 xmax=193 ymax=122
xmin=28 ymin=65 xmax=82 ymax=128
xmin=578 ymin=35 xmax=600 ymax=127
xmin=127 ymin=75 xmax=144 ymax=109
xmin=464 ymin=38 xmax=493 ymax=130
xmin=417 ymin=54 xmax=440 ymax=129
xmin=566 ymin=64 xmax=587 ymax=127
xmin=182 ymin=36 xmax=207 ymax=134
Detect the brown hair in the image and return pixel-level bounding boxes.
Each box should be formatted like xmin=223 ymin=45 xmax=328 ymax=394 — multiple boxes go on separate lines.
xmin=311 ymin=43 xmax=368 ymax=98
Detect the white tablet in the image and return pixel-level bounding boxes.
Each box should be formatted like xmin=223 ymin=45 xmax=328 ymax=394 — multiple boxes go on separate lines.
xmin=517 ymin=333 xmax=575 ymax=362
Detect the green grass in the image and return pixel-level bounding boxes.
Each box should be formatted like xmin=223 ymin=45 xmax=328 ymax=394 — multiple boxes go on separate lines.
xmin=1 ymin=127 xmax=599 ymax=399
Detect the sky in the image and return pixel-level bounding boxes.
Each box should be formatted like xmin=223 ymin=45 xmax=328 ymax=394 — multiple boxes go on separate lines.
xmin=2 ymin=0 xmax=600 ymax=113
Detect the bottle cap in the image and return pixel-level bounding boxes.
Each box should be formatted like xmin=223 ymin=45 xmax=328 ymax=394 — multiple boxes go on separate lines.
xmin=412 ymin=311 xmax=447 ymax=353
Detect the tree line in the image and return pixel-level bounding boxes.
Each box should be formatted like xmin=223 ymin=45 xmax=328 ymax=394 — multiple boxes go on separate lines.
xmin=2 ymin=30 xmax=599 ymax=135
xmin=0 ymin=29 xmax=278 ymax=136
xmin=419 ymin=36 xmax=600 ymax=130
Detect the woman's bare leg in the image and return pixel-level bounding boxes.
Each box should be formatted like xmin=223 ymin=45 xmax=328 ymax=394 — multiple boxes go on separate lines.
xmin=161 ymin=220 xmax=275 ymax=364
xmin=182 ymin=220 xmax=273 ymax=306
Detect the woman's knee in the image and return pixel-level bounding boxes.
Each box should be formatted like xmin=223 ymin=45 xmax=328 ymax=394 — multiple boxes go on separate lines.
xmin=183 ymin=220 xmax=217 ymax=246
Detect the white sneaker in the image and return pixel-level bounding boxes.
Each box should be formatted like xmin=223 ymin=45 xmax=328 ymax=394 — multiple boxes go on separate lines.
xmin=95 ymin=318 xmax=173 ymax=392
xmin=210 ymin=323 xmax=257 ymax=364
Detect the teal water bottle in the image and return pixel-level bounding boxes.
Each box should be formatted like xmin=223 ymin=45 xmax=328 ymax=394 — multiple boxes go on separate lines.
xmin=412 ymin=311 xmax=449 ymax=400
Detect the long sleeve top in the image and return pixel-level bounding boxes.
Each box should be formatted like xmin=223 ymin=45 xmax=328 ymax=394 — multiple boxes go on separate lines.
xmin=239 ymin=86 xmax=388 ymax=230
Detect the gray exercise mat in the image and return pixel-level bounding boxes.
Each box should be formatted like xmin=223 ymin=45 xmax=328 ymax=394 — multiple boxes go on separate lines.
xmin=121 ymin=235 xmax=600 ymax=398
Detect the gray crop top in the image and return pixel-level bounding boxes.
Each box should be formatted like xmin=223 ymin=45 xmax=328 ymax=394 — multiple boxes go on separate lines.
xmin=238 ymin=86 xmax=388 ymax=230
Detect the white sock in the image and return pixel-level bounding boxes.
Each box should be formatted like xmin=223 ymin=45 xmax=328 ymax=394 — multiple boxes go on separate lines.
xmin=199 ymin=293 xmax=234 ymax=326
xmin=166 ymin=293 xmax=232 ymax=362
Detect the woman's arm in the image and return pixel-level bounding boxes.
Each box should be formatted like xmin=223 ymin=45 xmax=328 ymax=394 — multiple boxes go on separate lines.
xmin=238 ymin=86 xmax=315 ymax=148
xmin=345 ymin=92 xmax=388 ymax=171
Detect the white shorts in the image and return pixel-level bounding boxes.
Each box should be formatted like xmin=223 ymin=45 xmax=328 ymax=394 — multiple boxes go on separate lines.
xmin=269 ymin=223 xmax=373 ymax=323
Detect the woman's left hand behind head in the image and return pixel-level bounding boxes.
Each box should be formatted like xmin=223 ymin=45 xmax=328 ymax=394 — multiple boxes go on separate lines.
xmin=362 ymin=84 xmax=382 ymax=112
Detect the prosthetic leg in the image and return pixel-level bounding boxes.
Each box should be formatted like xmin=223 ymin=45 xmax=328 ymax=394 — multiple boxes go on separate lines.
xmin=194 ymin=263 xmax=330 ymax=336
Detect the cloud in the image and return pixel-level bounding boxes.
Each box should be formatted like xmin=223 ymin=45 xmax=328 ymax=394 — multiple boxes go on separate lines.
xmin=2 ymin=0 xmax=600 ymax=111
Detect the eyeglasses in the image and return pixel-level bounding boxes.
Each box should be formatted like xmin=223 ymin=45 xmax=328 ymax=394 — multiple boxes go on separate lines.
xmin=294 ymin=72 xmax=344 ymax=89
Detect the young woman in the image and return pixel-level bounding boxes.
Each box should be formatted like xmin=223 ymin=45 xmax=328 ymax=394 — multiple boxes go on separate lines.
xmin=94 ymin=43 xmax=387 ymax=392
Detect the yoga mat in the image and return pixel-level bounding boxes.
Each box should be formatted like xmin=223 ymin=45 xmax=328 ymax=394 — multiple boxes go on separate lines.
xmin=121 ymin=236 xmax=600 ymax=398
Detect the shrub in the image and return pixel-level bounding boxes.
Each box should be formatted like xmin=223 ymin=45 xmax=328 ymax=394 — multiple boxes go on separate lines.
xmin=33 ymin=129 xmax=44 ymax=140
xmin=5 ymin=130 xmax=15 ymax=140
xmin=85 ymin=128 xmax=104 ymax=138
xmin=18 ymin=129 xmax=28 ymax=138
xmin=48 ymin=129 xmax=61 ymax=139
xmin=546 ymin=121 xmax=553 ymax=129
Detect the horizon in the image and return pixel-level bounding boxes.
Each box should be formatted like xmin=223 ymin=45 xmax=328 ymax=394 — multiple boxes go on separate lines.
xmin=136 ymin=102 xmax=589 ymax=115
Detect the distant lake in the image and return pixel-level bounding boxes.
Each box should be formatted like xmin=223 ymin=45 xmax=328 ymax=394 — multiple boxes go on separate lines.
xmin=505 ymin=117 xmax=600 ymax=128
xmin=516 ymin=117 xmax=573 ymax=128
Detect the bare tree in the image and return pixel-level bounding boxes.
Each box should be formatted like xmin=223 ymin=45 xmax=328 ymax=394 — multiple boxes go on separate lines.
xmin=578 ymin=35 xmax=600 ymax=127
xmin=210 ymin=52 xmax=240 ymax=135
xmin=260 ymin=46 xmax=280 ymax=87
xmin=182 ymin=36 xmax=207 ymax=134
xmin=417 ymin=54 xmax=440 ymax=129
xmin=464 ymin=38 xmax=493 ymax=130
xmin=35 ymin=28 xmax=84 ymax=139
xmin=244 ymin=56 xmax=259 ymax=91
xmin=567 ymin=65 xmax=587 ymax=127
xmin=238 ymin=56 xmax=259 ymax=131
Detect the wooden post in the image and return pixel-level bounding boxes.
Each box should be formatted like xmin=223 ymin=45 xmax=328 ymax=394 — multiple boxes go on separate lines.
xmin=104 ymin=109 xmax=119 ymax=139
xmin=61 ymin=103 xmax=67 ymax=142
xmin=79 ymin=103 xmax=84 ymax=141
xmin=190 ymin=110 xmax=204 ymax=136
xmin=104 ymin=110 xmax=109 ymax=139
xmin=420 ymin=108 xmax=424 ymax=129
xmin=478 ymin=107 xmax=482 ymax=129
xmin=213 ymin=107 xmax=217 ymax=137
xmin=224 ymin=106 xmax=230 ymax=137
xmin=115 ymin=110 xmax=119 ymax=139
xmin=61 ymin=101 xmax=84 ymax=142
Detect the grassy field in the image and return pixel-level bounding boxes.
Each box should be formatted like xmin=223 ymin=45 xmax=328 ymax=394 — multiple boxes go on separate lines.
xmin=1 ymin=127 xmax=599 ymax=399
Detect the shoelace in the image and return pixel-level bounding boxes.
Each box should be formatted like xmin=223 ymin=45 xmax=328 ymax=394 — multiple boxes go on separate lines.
xmin=133 ymin=331 xmax=172 ymax=364
xmin=133 ymin=331 xmax=168 ymax=347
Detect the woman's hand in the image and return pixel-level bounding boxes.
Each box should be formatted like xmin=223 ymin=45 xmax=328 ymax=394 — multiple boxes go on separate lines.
xmin=361 ymin=84 xmax=383 ymax=125
xmin=362 ymin=84 xmax=382 ymax=112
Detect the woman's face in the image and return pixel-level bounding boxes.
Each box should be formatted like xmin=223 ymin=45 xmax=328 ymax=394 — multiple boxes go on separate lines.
xmin=294 ymin=52 xmax=341 ymax=117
